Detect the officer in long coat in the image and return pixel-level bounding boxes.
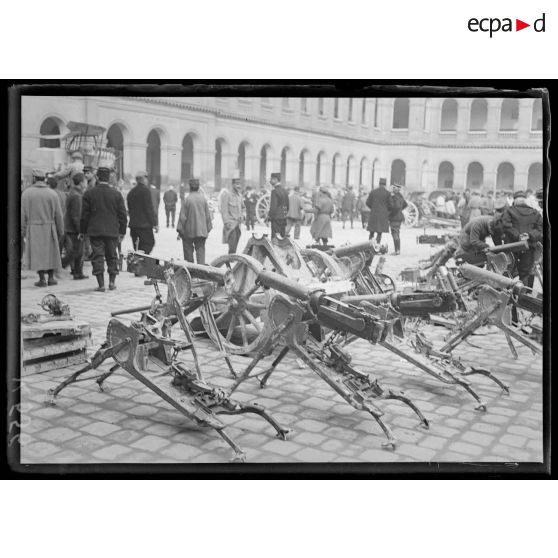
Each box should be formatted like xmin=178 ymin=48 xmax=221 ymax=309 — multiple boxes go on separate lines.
xmin=387 ymin=183 xmax=408 ymax=255
xmin=268 ymin=172 xmax=289 ymax=238
xmin=366 ymin=178 xmax=390 ymax=243
xmin=21 ymin=169 xmax=64 ymax=287
xmin=127 ymin=171 xmax=159 ymax=254
xmin=176 ymin=178 xmax=213 ymax=264
xmin=502 ymin=191 xmax=543 ymax=287
xmin=310 ymin=185 xmax=334 ymax=245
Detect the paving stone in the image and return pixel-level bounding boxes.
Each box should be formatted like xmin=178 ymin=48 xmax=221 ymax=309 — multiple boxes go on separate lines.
xmin=323 ymin=426 xmax=360 ymax=442
xmin=81 ymin=421 xmax=122 ymax=437
xmin=128 ymin=404 xmax=161 ymax=417
xmin=261 ymin=439 xmax=302 ymax=456
xmin=31 ymin=406 xmax=66 ymax=420
xmin=436 ymin=406 xmax=460 ymax=417
xmin=461 ymin=431 xmax=494 ymax=447
xmin=67 ymin=403 xmax=101 ymax=415
xmin=470 ymin=422 xmax=502 ymax=435
xmin=21 ymin=417 xmax=52 ymax=434
xmin=499 ymin=434 xmax=527 ymax=449
xmin=92 ymin=444 xmax=133 ymax=460
xmin=292 ymin=432 xmax=327 ymax=446
xmin=106 ymin=428 xmax=144 ymax=445
xmin=295 ymin=419 xmax=329 ymax=433
xmin=40 ymin=427 xmax=82 ymax=443
xmin=491 ymin=445 xmax=532 ymax=461
xmin=292 ymin=447 xmax=338 ymax=462
xmin=66 ymin=435 xmax=107 ymax=453
xmin=421 ymin=435 xmax=449 ymax=450
xmin=448 ymin=442 xmax=484 ymax=457
xmin=507 ymin=425 xmax=541 ymax=439
xmin=396 ymin=444 xmax=437 ymax=462
xmin=131 ymin=435 xmax=172 ymax=452
xmin=359 ymin=448 xmax=400 ymax=461
xmin=160 ymin=443 xmax=203 ymax=461
xmin=22 ymin=441 xmax=63 ymax=459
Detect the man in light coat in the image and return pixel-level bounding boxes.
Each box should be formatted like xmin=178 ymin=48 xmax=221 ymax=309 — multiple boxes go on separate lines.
xmin=286 ymin=185 xmax=305 ymax=239
xmin=220 ymin=178 xmax=244 ymax=254
xmin=21 ymin=169 xmax=64 ymax=287
xmin=176 ymin=178 xmax=213 ymax=264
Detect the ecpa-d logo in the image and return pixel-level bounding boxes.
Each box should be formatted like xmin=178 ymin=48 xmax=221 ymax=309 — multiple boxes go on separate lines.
xmin=468 ymin=13 xmax=546 ymax=37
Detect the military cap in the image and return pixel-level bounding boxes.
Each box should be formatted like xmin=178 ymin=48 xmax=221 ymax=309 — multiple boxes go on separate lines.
xmin=97 ymin=167 xmax=112 ymax=182
xmin=513 ymin=190 xmax=526 ymax=199
xmin=270 ymin=172 xmax=281 ymax=181
xmin=135 ymin=170 xmax=148 ymax=179
xmin=231 ymin=178 xmax=241 ymax=185
xmin=71 ymin=151 xmax=83 ymax=160
xmin=32 ymin=168 xmax=46 ymax=179
xmin=189 ymin=178 xmax=200 ymax=187
xmin=379 ymin=178 xmax=387 ymax=186
xmin=83 ymin=165 xmax=94 ymax=173
xmin=392 ymin=183 xmax=404 ymax=189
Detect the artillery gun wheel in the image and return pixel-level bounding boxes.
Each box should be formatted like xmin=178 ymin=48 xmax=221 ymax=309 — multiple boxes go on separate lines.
xmin=301 ymin=248 xmax=346 ymax=281
xmin=200 ymin=254 xmax=271 ymax=355
xmin=403 ymin=201 xmax=419 ymax=227
xmin=256 ymin=193 xmax=271 ymax=225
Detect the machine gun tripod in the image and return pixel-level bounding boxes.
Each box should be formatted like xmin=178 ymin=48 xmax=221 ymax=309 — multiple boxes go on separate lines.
xmin=46 ymin=258 xmax=289 ymax=462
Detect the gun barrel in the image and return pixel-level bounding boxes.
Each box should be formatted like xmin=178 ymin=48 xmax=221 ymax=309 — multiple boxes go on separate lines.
xmin=111 ymin=304 xmax=152 ymax=317
xmin=332 ymin=240 xmax=377 ymax=258
xmin=459 ymin=263 xmax=524 ymax=291
xmin=184 ymin=262 xmax=229 ymax=285
xmin=341 ymin=293 xmax=393 ymax=305
xmin=488 ymin=240 xmax=529 ymax=254
xmin=257 ymin=269 xmax=322 ymax=301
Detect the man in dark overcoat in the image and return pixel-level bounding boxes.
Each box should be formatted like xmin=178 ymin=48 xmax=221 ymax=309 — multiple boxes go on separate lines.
xmin=163 ymin=185 xmax=179 ymax=227
xmin=366 ymin=178 xmax=390 ymax=243
xmin=80 ymin=166 xmax=128 ymax=291
xmin=176 ymin=178 xmax=213 ymax=265
xmin=127 ymin=171 xmax=159 ymax=254
xmin=387 ymin=183 xmax=408 ymax=255
xmin=268 ymin=172 xmax=289 ymax=238
xmin=61 ymin=173 xmax=88 ymax=279
xmin=455 ymin=215 xmax=504 ymax=266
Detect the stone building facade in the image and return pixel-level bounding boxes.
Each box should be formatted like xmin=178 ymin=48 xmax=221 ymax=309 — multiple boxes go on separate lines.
xmin=22 ymin=95 xmax=544 ymax=192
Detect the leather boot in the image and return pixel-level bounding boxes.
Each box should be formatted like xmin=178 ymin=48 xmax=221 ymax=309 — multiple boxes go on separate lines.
xmin=95 ymin=274 xmax=106 ymax=292
xmin=108 ymin=274 xmax=117 ymax=290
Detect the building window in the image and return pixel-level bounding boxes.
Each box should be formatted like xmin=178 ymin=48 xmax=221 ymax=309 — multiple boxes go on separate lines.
xmin=438 ymin=161 xmax=454 ymax=188
xmin=500 ymin=99 xmax=519 ymax=131
xmin=466 ymin=162 xmax=484 ymax=188
xmin=348 ymin=98 xmax=353 ymax=121
xmin=392 ymin=98 xmax=409 ymax=129
xmin=318 ymin=98 xmax=325 ymax=116
xmin=440 ymin=99 xmax=458 ymax=131
xmin=334 ymin=98 xmax=339 ymax=119
xmin=361 ymin=99 xmax=367 ymax=124
xmin=496 ymin=162 xmax=515 ymax=190
xmin=390 ymin=159 xmax=406 ymax=186
xmin=39 ymin=117 xmax=61 ymax=148
xmin=531 ymin=98 xmax=543 ymax=131
xmin=469 ymin=99 xmax=487 ymax=131
xmin=374 ymin=99 xmax=379 ymax=127
xmin=301 ymin=98 xmax=308 ymax=113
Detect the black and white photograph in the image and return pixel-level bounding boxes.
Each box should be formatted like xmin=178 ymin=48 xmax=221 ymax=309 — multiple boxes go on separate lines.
xmin=9 ymin=87 xmax=547 ymax=468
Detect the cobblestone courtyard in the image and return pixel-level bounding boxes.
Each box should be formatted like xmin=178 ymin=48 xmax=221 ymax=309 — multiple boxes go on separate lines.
xmin=17 ymin=210 xmax=544 ymax=464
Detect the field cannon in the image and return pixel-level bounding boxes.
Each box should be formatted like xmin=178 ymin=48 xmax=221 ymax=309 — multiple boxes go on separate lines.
xmin=46 ymin=254 xmax=289 ymax=462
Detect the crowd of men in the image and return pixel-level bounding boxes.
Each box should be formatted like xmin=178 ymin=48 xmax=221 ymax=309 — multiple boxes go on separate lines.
xmin=21 ymin=151 xmax=544 ymax=292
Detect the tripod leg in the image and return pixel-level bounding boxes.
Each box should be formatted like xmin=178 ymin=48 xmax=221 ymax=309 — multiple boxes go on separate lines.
xmin=257 ymin=346 xmax=290 ymax=388
xmin=96 ymin=363 xmax=120 ymax=391
xmin=216 ymin=402 xmax=290 ymax=440
xmin=384 ymin=390 xmax=430 ymax=429
xmin=216 ymin=427 xmax=247 ymax=463
xmin=461 ymin=368 xmax=510 ymax=395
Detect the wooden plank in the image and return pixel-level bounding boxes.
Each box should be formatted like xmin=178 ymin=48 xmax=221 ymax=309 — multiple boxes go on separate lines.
xmin=22 ymin=351 xmax=87 ymax=377
xmin=22 ymin=337 xmax=89 ymax=360
xmin=21 ymin=320 xmax=91 ymax=340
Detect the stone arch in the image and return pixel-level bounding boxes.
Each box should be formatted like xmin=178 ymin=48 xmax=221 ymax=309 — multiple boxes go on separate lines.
xmin=316 ymin=150 xmax=327 ymax=185
xmin=180 ymin=131 xmax=199 ymax=184
xmin=106 ymin=122 xmax=130 ymax=180
xmin=470 ymin=99 xmax=487 ymax=131
xmin=359 ymin=156 xmax=369 ymax=186
xmin=237 ymin=139 xmax=253 ymax=185
xmin=331 ymin=153 xmax=342 ymax=186
xmin=496 ymin=162 xmax=515 ymax=191
xmin=500 ymin=99 xmax=519 ymax=131
xmin=146 ymin=128 xmax=164 ymax=187
xmin=346 ymin=155 xmax=357 ymax=186
xmin=39 ymin=115 xmax=65 ymax=148
xmin=466 ymin=161 xmax=484 ymax=189
xmin=440 ymin=99 xmax=458 ymax=131
xmin=390 ymin=159 xmax=406 ymax=186
xmin=214 ymin=136 xmax=229 ymax=191
xmin=298 ymin=148 xmax=311 ymax=187
xmin=260 ymin=143 xmax=274 ymax=185
xmin=438 ymin=161 xmax=454 ymax=189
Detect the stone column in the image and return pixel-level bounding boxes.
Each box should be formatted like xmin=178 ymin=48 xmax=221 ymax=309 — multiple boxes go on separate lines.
xmin=455 ymin=165 xmax=468 ymax=191
xmin=456 ymin=101 xmax=470 ymax=142
xmin=486 ymin=99 xmax=501 ymax=142
xmin=197 ymin=149 xmax=215 ymax=184
xmin=123 ymin=142 xmax=148 ymax=182
xmin=303 ymin=157 xmax=315 ymax=188
xmin=245 ymin=155 xmax=260 ymax=187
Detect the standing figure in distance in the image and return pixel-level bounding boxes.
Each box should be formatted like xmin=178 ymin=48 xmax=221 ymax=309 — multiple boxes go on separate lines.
xmin=163 ymin=185 xmax=178 ymax=228
xmin=286 ymin=185 xmax=305 ymax=240
xmin=387 ymin=183 xmax=407 ymax=255
xmin=310 ymin=185 xmax=334 ymax=246
xmin=61 ymin=173 xmax=88 ymax=280
xmin=268 ymin=172 xmax=289 ymax=239
xmin=176 ymin=178 xmax=213 ymax=265
xmin=150 ymin=183 xmax=160 ymax=228
xmin=221 ymin=178 xmax=244 ymax=254
xmin=356 ymin=188 xmax=370 ymax=229
xmin=366 ymin=178 xmax=390 ymax=243
xmin=341 ymin=185 xmax=356 ymax=229
xmin=80 ymin=167 xmax=127 ymax=291
xmin=127 ymin=170 xmax=159 ymax=254
xmin=21 ymin=169 xmax=64 ymax=287
xmin=243 ymin=185 xmax=258 ymax=231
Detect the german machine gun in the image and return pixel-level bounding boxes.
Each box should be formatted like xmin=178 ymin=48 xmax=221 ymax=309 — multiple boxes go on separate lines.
xmin=47 ymin=254 xmax=289 ymax=462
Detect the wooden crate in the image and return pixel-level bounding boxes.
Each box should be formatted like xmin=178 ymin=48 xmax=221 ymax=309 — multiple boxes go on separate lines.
xmin=21 ymin=320 xmax=91 ymax=377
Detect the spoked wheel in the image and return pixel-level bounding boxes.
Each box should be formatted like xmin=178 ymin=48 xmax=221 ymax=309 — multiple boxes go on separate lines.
xmin=375 ymin=273 xmax=397 ymax=294
xmin=199 ymin=254 xmax=271 ymax=355
xmin=256 ymin=193 xmax=271 ymax=225
xmin=301 ymin=248 xmax=346 ymax=281
xmin=403 ymin=201 xmax=419 ymax=227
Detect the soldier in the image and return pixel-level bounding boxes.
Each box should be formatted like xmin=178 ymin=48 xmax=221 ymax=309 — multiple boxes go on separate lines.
xmin=243 ymin=185 xmax=258 ymax=231
xmin=83 ymin=166 xmax=97 ymax=191
xmin=286 ymin=185 xmax=305 ymax=239
xmin=80 ymin=167 xmax=127 ymax=291
xmin=341 ymin=185 xmax=356 ymax=229
xmin=454 ymin=215 xmax=505 ymax=266
xmin=501 ymin=191 xmax=543 ymax=287
xmin=310 ymin=185 xmax=334 ymax=245
xmin=53 ymin=151 xmax=85 ymax=191
xmin=61 ymin=173 xmax=88 ymax=280
xmin=366 ymin=178 xmax=390 ymax=243
xmin=150 ymin=183 xmax=160 ymax=226
xmin=127 ymin=170 xmax=159 ymax=254
xmin=268 ymin=172 xmax=289 ymax=238
xmin=163 ymin=185 xmax=179 ymax=227
xmin=387 ymin=183 xmax=408 ymax=255
xmin=21 ymin=169 xmax=64 ymax=287
xmin=356 ymin=188 xmax=370 ymax=229
xmin=176 ymin=178 xmax=213 ymax=265
xmin=221 ymin=178 xmax=244 ymax=254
